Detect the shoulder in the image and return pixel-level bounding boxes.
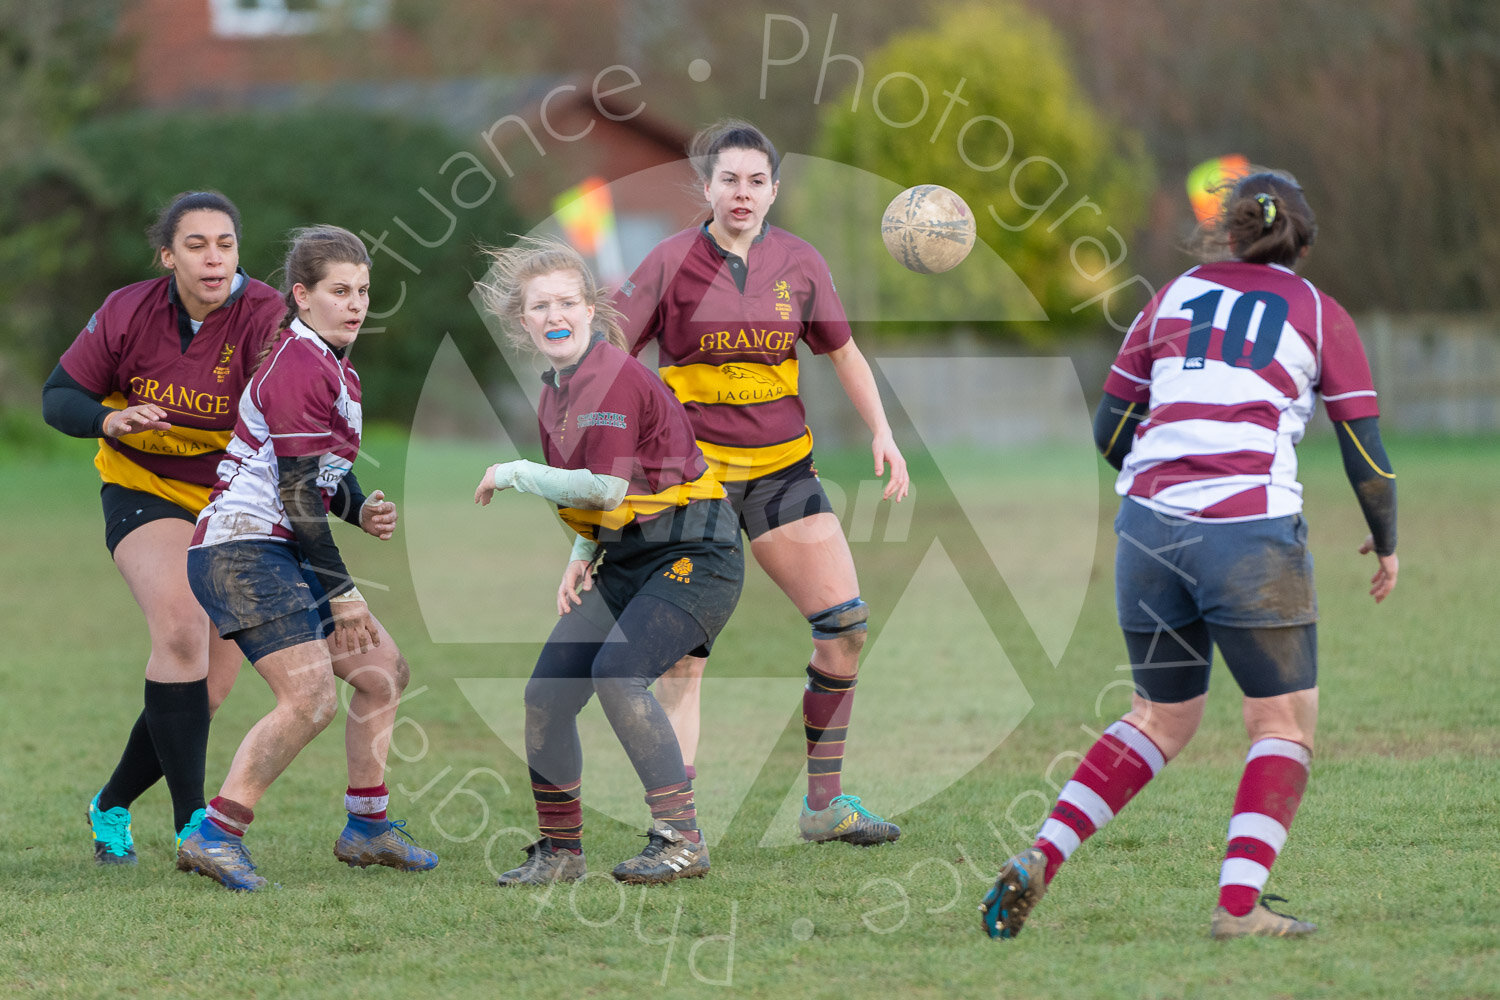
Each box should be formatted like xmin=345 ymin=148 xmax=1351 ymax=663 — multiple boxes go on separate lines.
xmin=583 ymin=341 xmax=643 ymax=380
xmin=585 ymin=343 xmax=658 ymax=396
xmin=764 ymin=225 xmax=825 ymax=262
xmin=764 ymin=226 xmax=837 ymax=288
xmin=639 ymin=227 xmax=702 ymax=266
xmin=98 ymin=276 xmax=171 ymax=318
xmin=644 ymin=227 xmax=707 ymax=270
xmin=242 ymin=277 xmax=284 ymax=307
xmin=235 ymin=278 xmax=288 ymax=330
xmin=1303 ymin=279 xmax=1351 ymax=322
xmin=260 ymin=332 xmax=332 ymax=383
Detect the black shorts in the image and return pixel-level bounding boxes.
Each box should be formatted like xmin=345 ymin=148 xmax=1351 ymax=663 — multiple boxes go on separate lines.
xmin=722 ymin=454 xmax=835 ymax=540
xmin=102 ymin=483 xmax=197 ymax=556
xmin=592 ymin=498 xmax=745 ymax=646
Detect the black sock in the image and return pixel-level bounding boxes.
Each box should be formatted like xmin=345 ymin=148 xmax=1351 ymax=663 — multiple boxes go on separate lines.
xmin=98 ymin=710 xmax=163 ymax=812
xmin=143 ymin=679 xmax=211 ymax=831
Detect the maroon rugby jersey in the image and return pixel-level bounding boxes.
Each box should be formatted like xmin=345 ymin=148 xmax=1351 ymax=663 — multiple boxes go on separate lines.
xmin=538 ymin=338 xmax=724 ymax=539
xmin=192 ymin=320 xmax=363 ymax=547
xmin=611 ymin=224 xmax=852 ymax=481
xmin=59 ymin=271 xmax=284 ymax=512
xmin=1104 ymin=261 xmax=1378 ymax=520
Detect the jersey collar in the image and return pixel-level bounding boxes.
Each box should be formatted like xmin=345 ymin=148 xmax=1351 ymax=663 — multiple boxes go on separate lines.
xmin=541 ymin=332 xmax=605 ymax=388
xmin=290 ymin=316 xmax=348 ymax=359
xmin=700 ymin=219 xmax=768 ymax=257
xmin=168 ymin=268 xmax=250 ymax=352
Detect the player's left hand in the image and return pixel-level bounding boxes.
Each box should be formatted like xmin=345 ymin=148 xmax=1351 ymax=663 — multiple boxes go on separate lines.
xmin=359 ymin=490 xmax=397 ymax=540
xmin=330 ymin=599 xmax=381 ymax=653
xmin=1358 ymin=535 xmax=1398 ymax=603
xmin=872 ymin=430 xmax=910 ymax=502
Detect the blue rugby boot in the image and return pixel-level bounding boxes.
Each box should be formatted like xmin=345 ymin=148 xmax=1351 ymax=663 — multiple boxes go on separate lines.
xmin=333 ymin=815 xmax=438 ymax=871
xmin=176 ymin=825 xmax=267 ymax=892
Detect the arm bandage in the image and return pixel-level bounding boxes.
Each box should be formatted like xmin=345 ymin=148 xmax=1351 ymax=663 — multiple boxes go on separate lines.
xmin=492 ymin=461 xmax=628 ymax=510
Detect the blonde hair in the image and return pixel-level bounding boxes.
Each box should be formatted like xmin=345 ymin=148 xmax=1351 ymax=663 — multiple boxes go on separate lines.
xmin=474 ymin=236 xmax=626 ymax=353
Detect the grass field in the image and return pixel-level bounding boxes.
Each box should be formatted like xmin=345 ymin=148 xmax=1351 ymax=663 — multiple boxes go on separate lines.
xmin=2 ymin=427 xmax=1497 ymax=1000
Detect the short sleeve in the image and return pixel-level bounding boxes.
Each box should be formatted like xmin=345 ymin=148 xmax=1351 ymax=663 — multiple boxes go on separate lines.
xmin=613 ymin=245 xmax=672 ymax=357
xmin=801 ymin=257 xmax=853 ymax=356
xmin=1101 ymin=286 xmax=1168 ymax=403
xmin=1317 ymin=295 xmax=1379 ymax=421
xmin=254 ymin=348 xmax=339 ymax=457
xmin=58 ymin=300 xmax=123 ymax=395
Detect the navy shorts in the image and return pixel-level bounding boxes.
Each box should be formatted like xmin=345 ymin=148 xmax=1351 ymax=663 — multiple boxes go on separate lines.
xmin=1114 ymin=498 xmax=1317 ymax=632
xmin=188 ymin=539 xmax=332 ymax=663
xmin=721 ymin=454 xmax=835 ymax=540
xmin=102 ymin=483 xmax=196 ymax=556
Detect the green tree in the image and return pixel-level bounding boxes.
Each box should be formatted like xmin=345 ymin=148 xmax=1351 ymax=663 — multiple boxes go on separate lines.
xmin=800 ymin=1 xmax=1154 ymax=336
xmin=1026 ymin=0 xmax=1500 ymax=311
xmin=3 ymin=108 xmax=520 ymax=421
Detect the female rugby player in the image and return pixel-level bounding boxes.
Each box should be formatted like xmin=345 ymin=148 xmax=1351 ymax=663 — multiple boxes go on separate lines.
xmin=612 ymin=119 xmax=909 ymax=847
xmin=980 ymin=170 xmax=1399 ymax=941
xmin=474 ymin=237 xmax=743 ymax=885
xmin=44 ymin=191 xmax=283 ymax=865
xmin=178 ymin=225 xmax=436 ymax=890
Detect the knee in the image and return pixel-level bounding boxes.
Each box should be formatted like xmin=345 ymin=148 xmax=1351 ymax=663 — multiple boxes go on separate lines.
xmin=525 ymin=673 xmax=590 ymax=718
xmin=289 ymin=678 xmax=339 ymax=733
xmin=1243 ymin=688 xmax=1318 ymax=750
xmin=1125 ymin=696 xmax=1205 ymax=762
xmin=152 ymin=616 xmax=208 ymax=670
xmin=523 ymin=675 xmax=551 ymax=714
xmin=392 ymin=655 xmax=411 ymax=693
xmin=808 ymin=597 xmax=868 ymax=671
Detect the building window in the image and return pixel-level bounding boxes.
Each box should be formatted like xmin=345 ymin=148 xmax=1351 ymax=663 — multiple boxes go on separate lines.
xmin=208 ymin=0 xmax=390 ymax=37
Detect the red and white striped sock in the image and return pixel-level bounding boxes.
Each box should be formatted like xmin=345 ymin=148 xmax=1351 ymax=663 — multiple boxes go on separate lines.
xmin=206 ymin=795 xmax=253 ymax=838
xmin=1218 ymin=738 xmax=1310 ymax=916
xmin=345 ymin=783 xmax=389 ymax=821
xmin=1034 ymin=720 xmax=1166 ymax=885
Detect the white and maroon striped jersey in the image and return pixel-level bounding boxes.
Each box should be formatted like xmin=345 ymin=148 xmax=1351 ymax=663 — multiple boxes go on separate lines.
xmin=191 ymin=318 xmax=363 ymax=547
xmin=1104 ymin=261 xmax=1378 ymax=521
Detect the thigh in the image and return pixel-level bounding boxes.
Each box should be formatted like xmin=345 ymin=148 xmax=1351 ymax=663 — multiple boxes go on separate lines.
xmin=531 ymin=586 xmax=614 ymax=685
xmin=732 ymin=456 xmax=836 ymax=541
xmin=1211 ymin=622 xmax=1318 ymax=698
xmin=750 ymin=513 xmax=859 ymax=617
xmin=1123 ymin=620 xmax=1214 ymax=704
xmin=114 ymin=516 xmax=213 ymax=644
xmin=251 ymin=638 xmax=335 ymax=704
xmin=592 ymin=594 xmax=708 ymax=686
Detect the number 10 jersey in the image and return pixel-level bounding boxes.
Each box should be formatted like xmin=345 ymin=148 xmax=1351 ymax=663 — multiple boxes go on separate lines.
xmin=1103 ymin=260 xmax=1380 ymax=521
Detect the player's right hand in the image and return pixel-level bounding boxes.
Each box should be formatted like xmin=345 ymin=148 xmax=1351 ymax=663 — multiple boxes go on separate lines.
xmin=102 ymin=404 xmax=171 ymax=437
xmin=557 ymin=558 xmax=594 ymax=616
